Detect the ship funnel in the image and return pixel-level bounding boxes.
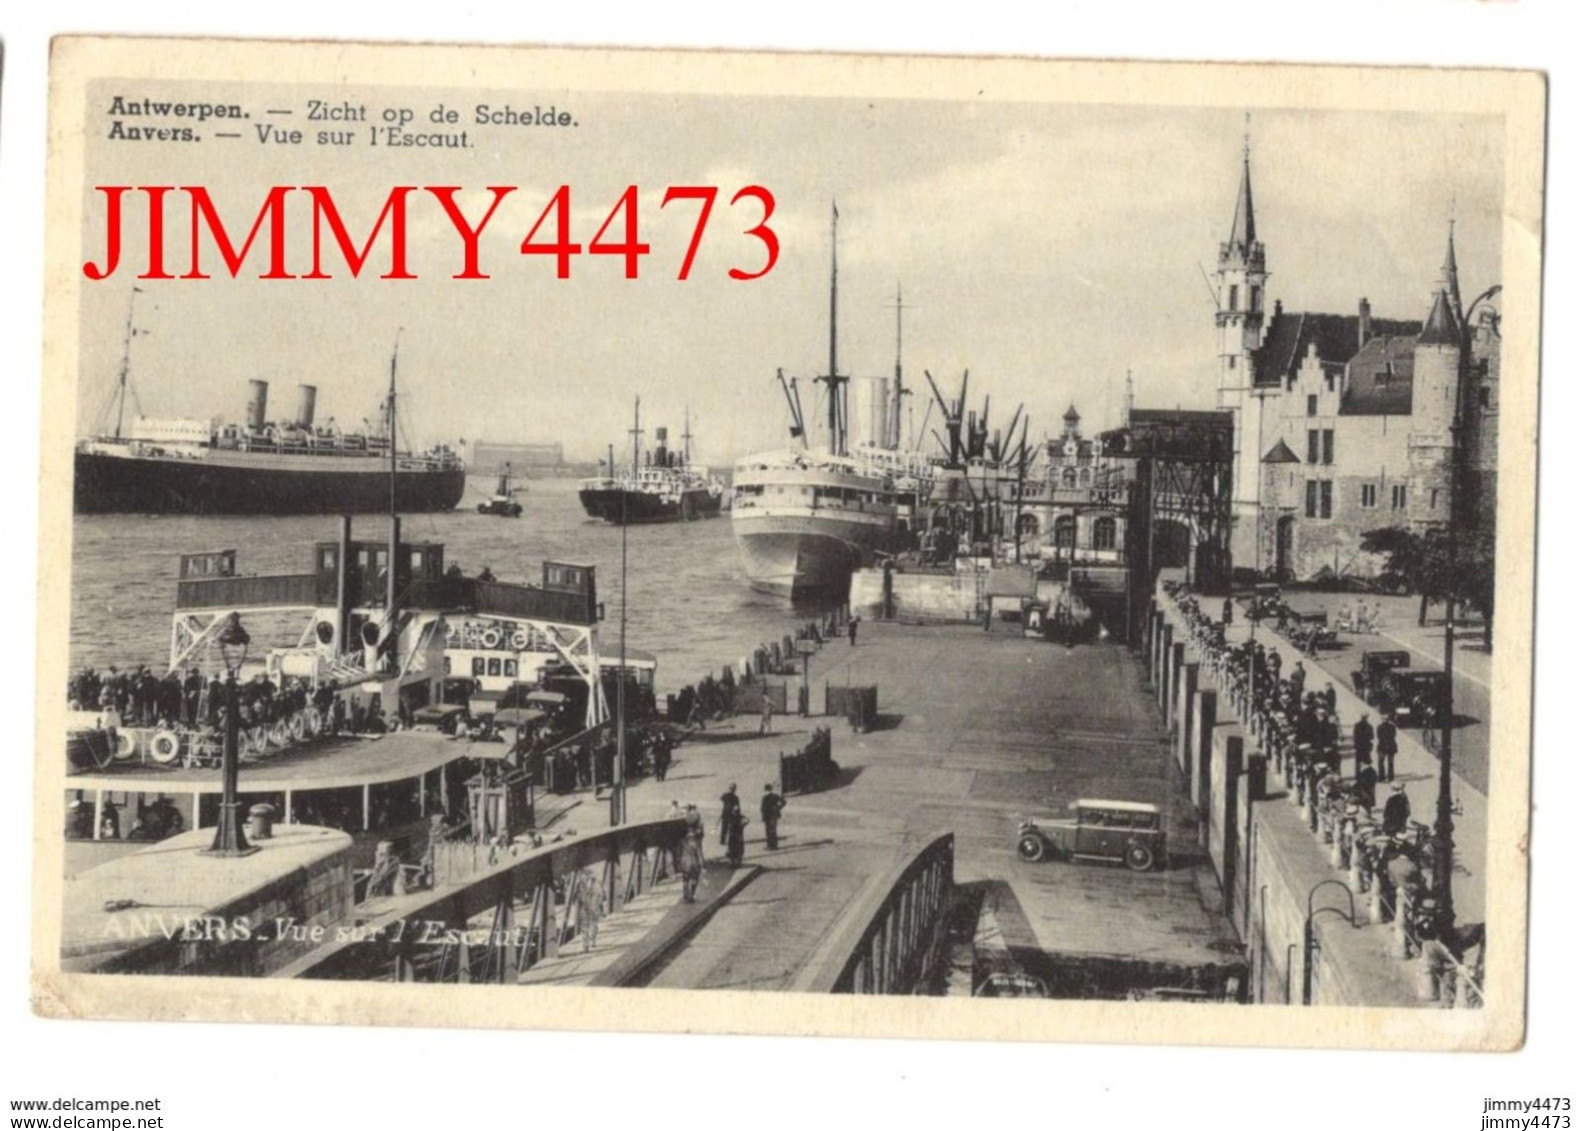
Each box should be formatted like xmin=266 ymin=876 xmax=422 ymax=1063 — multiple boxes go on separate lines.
xmin=654 ymin=426 xmax=669 ymax=467
xmin=247 ymin=380 xmax=270 ymax=431
xmin=295 ymin=384 xmax=318 ymax=429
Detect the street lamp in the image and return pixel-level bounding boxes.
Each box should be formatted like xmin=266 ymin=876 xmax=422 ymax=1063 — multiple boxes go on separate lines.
xmin=206 ymin=612 xmax=257 ymax=857
xmin=1433 ymin=282 xmax=1500 ymax=937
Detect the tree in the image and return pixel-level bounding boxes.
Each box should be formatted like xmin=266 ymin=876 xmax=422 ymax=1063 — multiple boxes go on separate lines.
xmin=1459 ymin=519 xmax=1497 ymax=650
xmin=1360 ymin=526 xmax=1453 ymax=625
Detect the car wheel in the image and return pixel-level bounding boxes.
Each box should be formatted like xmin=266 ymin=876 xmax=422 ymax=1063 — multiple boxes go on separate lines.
xmin=1123 ymin=841 xmax=1156 ymax=872
xmin=1017 ymin=834 xmax=1046 ymax=863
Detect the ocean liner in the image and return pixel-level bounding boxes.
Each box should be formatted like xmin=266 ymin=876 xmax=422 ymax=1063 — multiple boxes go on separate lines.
xmin=74 ymin=320 xmax=465 ymax=515
xmin=579 ymin=401 xmax=724 ymax=524
xmin=730 ymin=208 xmax=933 ymax=599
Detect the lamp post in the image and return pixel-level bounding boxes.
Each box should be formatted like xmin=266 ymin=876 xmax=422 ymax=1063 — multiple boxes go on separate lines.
xmin=610 ymin=464 xmax=628 ymax=827
xmin=206 ymin=612 xmax=257 ymax=857
xmin=1433 ymin=282 xmax=1500 ymax=937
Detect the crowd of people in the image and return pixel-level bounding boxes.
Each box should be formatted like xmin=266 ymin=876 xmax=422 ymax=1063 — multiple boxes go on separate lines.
xmin=1171 ymin=583 xmax=1442 ymax=940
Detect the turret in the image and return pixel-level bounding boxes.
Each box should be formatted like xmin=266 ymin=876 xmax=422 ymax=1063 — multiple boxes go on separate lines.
xmin=1413 ymin=287 xmax=1461 ymax=441
xmin=1215 ymin=134 xmax=1267 ymax=399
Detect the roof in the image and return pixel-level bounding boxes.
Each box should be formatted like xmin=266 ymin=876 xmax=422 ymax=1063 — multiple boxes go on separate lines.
xmin=1063 ymin=403 xmax=1081 ymax=422
xmin=1419 ymin=288 xmax=1459 ymax=347
xmin=1252 ymin=309 xmax=1421 ymax=388
xmin=1262 ymin=438 xmax=1301 ymax=464
xmin=1076 ymin=799 xmax=1161 ymax=813
xmin=1441 ymin=225 xmax=1463 ymax=319
xmin=1340 ymin=335 xmax=1417 ymax=416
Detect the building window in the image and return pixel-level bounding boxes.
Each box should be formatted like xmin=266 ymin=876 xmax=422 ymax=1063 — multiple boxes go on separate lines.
xmin=1391 ymin=484 xmax=1407 ymax=510
xmin=1320 ymin=480 xmax=1333 ymax=519
xmin=1430 ymin=488 xmax=1440 ymax=510
xmin=1229 ymin=284 xmax=1239 ymax=312
xmin=1305 ymin=480 xmax=1319 ymax=518
xmin=1093 ymin=517 xmax=1117 ymax=552
xmin=1478 ymin=386 xmax=1491 ymax=408
xmin=1250 ymin=285 xmax=1260 ymax=312
xmin=1321 ymin=429 xmax=1334 ymax=465
xmin=1307 ymin=429 xmax=1320 ymax=464
xmin=1054 ymin=516 xmax=1076 ymax=549
xmin=1374 ymin=370 xmax=1390 ymax=388
xmin=1307 ymin=395 xmax=1318 ymax=417
xmin=1061 ymin=467 xmax=1077 ymax=488
xmin=1361 ymin=484 xmax=1378 ymax=508
xmin=1228 ymin=355 xmax=1237 ymax=370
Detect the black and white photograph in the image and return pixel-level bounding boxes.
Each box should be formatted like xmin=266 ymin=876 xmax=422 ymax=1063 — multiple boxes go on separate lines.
xmin=28 ymin=35 xmax=1544 ymax=1060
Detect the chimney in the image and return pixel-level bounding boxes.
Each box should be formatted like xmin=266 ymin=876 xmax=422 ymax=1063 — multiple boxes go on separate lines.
xmin=295 ymin=384 xmax=318 ymax=429
xmin=1358 ymin=297 xmax=1372 ymax=352
xmin=246 ymin=380 xmax=270 ymax=431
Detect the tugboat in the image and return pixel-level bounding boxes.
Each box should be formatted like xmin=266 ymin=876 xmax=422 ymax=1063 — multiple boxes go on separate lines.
xmin=476 ymin=463 xmax=525 ymax=517
xmin=579 ymin=400 xmax=724 ymax=524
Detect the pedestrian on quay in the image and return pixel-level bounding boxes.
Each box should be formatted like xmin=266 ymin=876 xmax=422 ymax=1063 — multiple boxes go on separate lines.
xmin=719 ymin=783 xmax=741 ymax=846
xmin=760 ymin=783 xmax=786 ymax=850
xmin=725 ymin=809 xmax=749 ymax=867
xmin=1382 ymin=781 xmax=1411 ymax=836
xmin=1355 ymin=762 xmax=1379 ymax=813
xmin=848 ymin=616 xmax=859 ymax=647
xmin=1222 ymin=596 xmax=1233 ymax=627
xmin=653 ymin=730 xmax=672 ymax=782
xmin=759 ymin=696 xmax=774 ymax=736
xmin=576 ymin=867 xmax=605 ymax=953
xmin=1377 ymin=715 xmax=1399 ymax=781
xmin=679 ymin=804 xmax=705 ymax=902
xmin=1322 ymin=681 xmax=1337 ymax=714
xmin=1353 ymin=713 xmax=1375 ymax=770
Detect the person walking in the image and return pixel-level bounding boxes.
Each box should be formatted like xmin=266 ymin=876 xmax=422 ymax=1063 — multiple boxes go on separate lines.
xmin=848 ymin=615 xmax=859 ymax=647
xmin=1222 ymin=596 xmax=1233 ymax=627
xmin=718 ymin=783 xmax=741 ymax=846
xmin=725 ymin=809 xmax=749 ymax=867
xmin=678 ymin=804 xmax=705 ymax=902
xmin=1352 ymin=713 xmax=1375 ymax=770
xmin=1376 ymin=716 xmax=1399 ymax=782
xmin=759 ymin=696 xmax=774 ymax=736
xmin=760 ymin=783 xmax=786 ymax=850
xmin=575 ymin=867 xmax=605 ymax=952
xmin=653 ymin=730 xmax=672 ymax=782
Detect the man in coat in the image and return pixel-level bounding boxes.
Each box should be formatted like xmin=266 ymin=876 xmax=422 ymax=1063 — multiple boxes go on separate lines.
xmin=1376 ymin=716 xmax=1399 ymax=782
xmin=1352 ymin=712 xmax=1375 ymax=771
xmin=718 ymin=783 xmax=741 ymax=846
xmin=1382 ymin=782 xmax=1411 ymax=836
xmin=760 ymin=783 xmax=786 ymax=850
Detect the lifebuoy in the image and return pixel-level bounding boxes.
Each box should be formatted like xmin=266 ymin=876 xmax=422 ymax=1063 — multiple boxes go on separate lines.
xmin=113 ymin=730 xmax=138 ymax=761
xmin=481 ymin=627 xmax=503 ymax=650
xmin=149 ymin=729 xmax=181 ymax=765
xmin=445 ymin=623 xmax=461 ymax=643
xmin=510 ymin=630 xmax=529 ymax=651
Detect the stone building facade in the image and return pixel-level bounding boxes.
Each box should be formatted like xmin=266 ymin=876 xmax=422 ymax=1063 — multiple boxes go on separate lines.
xmin=1211 ymin=143 xmax=1501 ymax=582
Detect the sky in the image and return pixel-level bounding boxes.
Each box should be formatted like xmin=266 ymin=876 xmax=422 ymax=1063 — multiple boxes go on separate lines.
xmin=70 ymin=80 xmax=1504 ymax=469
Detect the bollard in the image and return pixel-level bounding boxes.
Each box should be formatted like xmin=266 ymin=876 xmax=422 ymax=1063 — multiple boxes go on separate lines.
xmin=1329 ymin=825 xmax=1344 ymax=867
xmin=1349 ymin=853 xmax=1366 ymax=896
xmin=1369 ymin=882 xmax=1386 ymax=924
xmin=247 ymin=801 xmax=276 ymax=840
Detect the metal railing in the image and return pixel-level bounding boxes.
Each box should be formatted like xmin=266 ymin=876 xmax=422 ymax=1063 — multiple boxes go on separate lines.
xmin=796 ymin=832 xmax=954 ymax=994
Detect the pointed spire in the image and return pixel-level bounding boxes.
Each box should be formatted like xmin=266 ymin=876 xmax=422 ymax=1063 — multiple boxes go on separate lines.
xmin=1228 ymin=124 xmax=1257 ymax=251
xmin=1420 ymin=288 xmax=1459 ymax=347
xmin=1440 ymin=216 xmax=1463 ymax=322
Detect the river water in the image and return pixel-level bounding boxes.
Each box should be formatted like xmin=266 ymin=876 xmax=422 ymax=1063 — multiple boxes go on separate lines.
xmin=67 ymin=477 xmax=836 ymax=695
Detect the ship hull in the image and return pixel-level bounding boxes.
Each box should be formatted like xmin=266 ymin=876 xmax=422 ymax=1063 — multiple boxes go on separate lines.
xmin=579 ymin=486 xmax=722 ymax=525
xmin=74 ymin=450 xmax=467 ymax=515
xmin=733 ymin=512 xmax=913 ymax=600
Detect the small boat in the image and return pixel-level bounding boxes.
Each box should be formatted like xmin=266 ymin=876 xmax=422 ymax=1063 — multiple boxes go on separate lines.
xmin=476 ymin=463 xmax=525 ymax=517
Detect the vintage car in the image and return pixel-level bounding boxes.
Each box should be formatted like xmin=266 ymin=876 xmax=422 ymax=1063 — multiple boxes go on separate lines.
xmin=1016 ymin=799 xmax=1166 ymax=872
xmin=1352 ymin=650 xmax=1412 ymax=705
xmin=1377 ymin=668 xmax=1451 ymax=727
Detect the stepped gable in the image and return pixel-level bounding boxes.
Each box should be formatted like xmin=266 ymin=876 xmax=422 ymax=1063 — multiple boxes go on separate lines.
xmin=1340 ymin=333 xmax=1420 ymax=416
xmin=1251 ymin=306 xmax=1420 ymax=390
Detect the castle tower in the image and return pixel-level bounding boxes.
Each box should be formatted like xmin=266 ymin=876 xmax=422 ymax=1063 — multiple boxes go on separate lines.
xmin=1216 ymin=131 xmax=1269 ymax=572
xmin=1409 ymin=226 xmax=1463 ymax=527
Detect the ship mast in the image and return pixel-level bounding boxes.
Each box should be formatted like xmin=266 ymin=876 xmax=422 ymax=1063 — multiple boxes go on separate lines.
xmin=385 ymin=332 xmax=401 ymax=653
xmin=629 ymin=395 xmax=643 ymax=475
xmin=113 ymin=287 xmax=143 ymax=440
xmin=822 ymin=203 xmax=847 ymax=457
xmin=888 ymin=284 xmax=911 ymax=451
xmin=682 ymin=405 xmax=694 ymax=466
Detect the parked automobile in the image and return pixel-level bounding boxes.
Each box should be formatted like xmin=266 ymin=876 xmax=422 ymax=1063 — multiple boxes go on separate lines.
xmin=1353 ymin=650 xmax=1412 ymax=705
xmin=1378 ymin=669 xmax=1451 ymax=727
xmin=1016 ymin=799 xmax=1166 ymax=872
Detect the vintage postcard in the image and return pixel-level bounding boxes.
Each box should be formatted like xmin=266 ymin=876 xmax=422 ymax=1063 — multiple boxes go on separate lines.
xmin=34 ymin=36 xmax=1543 ymax=1049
